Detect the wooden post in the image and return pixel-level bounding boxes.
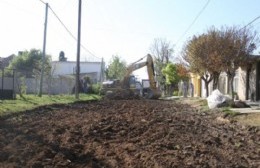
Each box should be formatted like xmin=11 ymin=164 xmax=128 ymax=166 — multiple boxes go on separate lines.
xmin=39 ymin=3 xmax=48 ymax=97
xmin=75 ymin=0 xmax=82 ymax=99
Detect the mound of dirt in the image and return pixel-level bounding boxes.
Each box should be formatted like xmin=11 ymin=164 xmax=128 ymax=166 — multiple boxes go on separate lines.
xmin=0 ymin=99 xmax=259 ymax=167
xmin=105 ymin=89 xmax=141 ymax=100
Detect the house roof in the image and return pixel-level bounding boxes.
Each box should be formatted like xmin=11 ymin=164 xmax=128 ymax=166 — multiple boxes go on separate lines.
xmin=52 ymin=61 xmax=102 ymax=64
xmin=56 ymin=72 xmax=98 ymax=78
xmin=245 ymin=55 xmax=260 ymax=63
xmin=0 ymin=54 xmax=15 ymax=68
xmin=250 ymin=54 xmax=260 ymax=59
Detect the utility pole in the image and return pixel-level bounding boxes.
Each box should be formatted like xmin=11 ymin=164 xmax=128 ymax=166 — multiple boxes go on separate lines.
xmin=75 ymin=0 xmax=82 ymax=99
xmin=39 ymin=3 xmax=48 ymax=97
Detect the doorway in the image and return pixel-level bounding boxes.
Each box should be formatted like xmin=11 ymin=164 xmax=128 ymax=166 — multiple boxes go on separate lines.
xmin=256 ymin=61 xmax=260 ymax=101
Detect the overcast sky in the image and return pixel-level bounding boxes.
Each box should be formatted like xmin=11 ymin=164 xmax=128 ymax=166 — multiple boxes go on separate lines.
xmin=1 ymin=0 xmax=260 ymax=78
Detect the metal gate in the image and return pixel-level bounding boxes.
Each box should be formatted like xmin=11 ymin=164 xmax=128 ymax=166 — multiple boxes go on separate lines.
xmin=0 ymin=68 xmax=15 ymax=100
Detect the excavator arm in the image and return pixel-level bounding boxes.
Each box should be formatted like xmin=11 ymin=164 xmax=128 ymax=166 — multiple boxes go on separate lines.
xmin=145 ymin=54 xmax=161 ymax=99
xmin=121 ymin=60 xmax=147 ymax=88
xmin=101 ymin=54 xmax=161 ymax=99
xmin=121 ymin=54 xmax=161 ymax=99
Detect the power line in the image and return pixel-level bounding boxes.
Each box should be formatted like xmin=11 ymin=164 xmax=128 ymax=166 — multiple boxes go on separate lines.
xmin=239 ymin=15 xmax=260 ymax=30
xmin=175 ymin=0 xmax=211 ymax=45
xmin=47 ymin=4 xmax=101 ymax=60
xmin=252 ymin=21 xmax=260 ymax=26
xmin=38 ymin=0 xmax=46 ymax=5
xmin=48 ymin=6 xmax=78 ymax=42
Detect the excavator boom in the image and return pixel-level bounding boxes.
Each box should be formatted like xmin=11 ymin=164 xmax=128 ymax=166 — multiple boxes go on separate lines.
xmin=143 ymin=54 xmax=161 ymax=99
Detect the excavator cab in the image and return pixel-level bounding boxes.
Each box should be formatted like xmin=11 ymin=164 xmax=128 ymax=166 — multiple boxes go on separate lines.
xmin=124 ymin=75 xmax=143 ymax=96
xmin=128 ymin=75 xmax=137 ymax=89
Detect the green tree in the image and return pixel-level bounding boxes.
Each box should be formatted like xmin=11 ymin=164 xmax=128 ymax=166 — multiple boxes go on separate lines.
xmin=162 ymin=63 xmax=180 ymax=96
xmin=8 ymin=49 xmax=51 ymax=77
xmin=162 ymin=63 xmax=179 ymax=85
xmin=105 ymin=55 xmax=127 ymax=80
xmin=7 ymin=49 xmax=52 ymax=97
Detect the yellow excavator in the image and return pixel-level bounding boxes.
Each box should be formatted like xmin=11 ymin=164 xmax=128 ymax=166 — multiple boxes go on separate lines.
xmin=101 ymin=54 xmax=161 ymax=99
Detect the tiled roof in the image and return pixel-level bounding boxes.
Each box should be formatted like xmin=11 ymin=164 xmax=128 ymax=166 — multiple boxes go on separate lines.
xmin=0 ymin=55 xmax=15 ymax=68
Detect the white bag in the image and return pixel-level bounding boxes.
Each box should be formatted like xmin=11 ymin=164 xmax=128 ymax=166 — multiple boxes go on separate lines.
xmin=207 ymin=89 xmax=231 ymax=109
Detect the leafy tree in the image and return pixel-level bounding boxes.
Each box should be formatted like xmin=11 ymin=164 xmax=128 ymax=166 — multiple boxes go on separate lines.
xmin=162 ymin=63 xmax=179 ymax=85
xmin=183 ymin=26 xmax=259 ymax=98
xmin=105 ymin=55 xmax=127 ymax=80
xmin=206 ymin=27 xmax=224 ymax=89
xmin=182 ymin=33 xmax=218 ymax=97
xmin=219 ymin=26 xmax=259 ymax=99
xmin=150 ymin=38 xmax=174 ymax=93
xmin=183 ymin=27 xmax=231 ymax=96
xmin=239 ymin=43 xmax=257 ymax=99
xmin=8 ymin=49 xmax=51 ymax=77
xmin=176 ymin=63 xmax=190 ymax=81
xmin=6 ymin=49 xmax=51 ymax=97
xmin=162 ymin=63 xmax=179 ymax=96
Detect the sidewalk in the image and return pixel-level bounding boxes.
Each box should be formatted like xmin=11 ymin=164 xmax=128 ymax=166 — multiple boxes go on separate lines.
xmin=230 ymin=108 xmax=260 ymax=113
xmin=230 ymin=101 xmax=260 ymax=114
xmin=163 ymin=96 xmax=260 ymax=114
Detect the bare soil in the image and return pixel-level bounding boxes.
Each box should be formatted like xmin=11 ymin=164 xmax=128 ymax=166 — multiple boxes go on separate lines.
xmin=234 ymin=113 xmax=260 ymax=127
xmin=0 ymin=99 xmax=259 ymax=168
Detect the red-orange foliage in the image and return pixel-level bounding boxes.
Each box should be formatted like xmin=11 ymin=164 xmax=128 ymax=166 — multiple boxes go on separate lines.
xmin=176 ymin=64 xmax=190 ymax=81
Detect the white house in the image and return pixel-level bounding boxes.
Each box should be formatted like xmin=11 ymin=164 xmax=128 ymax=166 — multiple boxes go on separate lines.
xmin=51 ymin=61 xmax=103 ymax=83
xmin=47 ymin=61 xmax=103 ymax=94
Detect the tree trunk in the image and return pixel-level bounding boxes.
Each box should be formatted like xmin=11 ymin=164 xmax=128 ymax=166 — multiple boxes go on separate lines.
xmin=169 ymin=84 xmax=174 ymax=96
xmin=205 ymin=81 xmax=209 ymax=97
xmin=201 ymin=74 xmax=213 ymax=97
xmin=16 ymin=77 xmax=25 ymax=99
xmin=227 ymin=76 xmax=230 ymax=94
xmin=212 ymin=72 xmax=220 ymax=90
xmin=227 ymin=73 xmax=234 ymax=99
xmin=227 ymin=70 xmax=235 ymax=100
xmin=183 ymin=81 xmax=188 ymax=97
xmin=166 ymin=85 xmax=169 ymax=96
xmin=230 ymin=77 xmax=234 ymax=100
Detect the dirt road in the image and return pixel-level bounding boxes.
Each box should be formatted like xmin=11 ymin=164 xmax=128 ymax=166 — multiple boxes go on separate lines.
xmin=0 ymin=99 xmax=259 ymax=167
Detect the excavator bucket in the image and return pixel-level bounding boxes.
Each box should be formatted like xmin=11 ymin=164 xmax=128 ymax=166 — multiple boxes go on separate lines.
xmin=144 ymin=89 xmax=161 ymax=99
xmin=105 ymin=89 xmax=141 ymax=100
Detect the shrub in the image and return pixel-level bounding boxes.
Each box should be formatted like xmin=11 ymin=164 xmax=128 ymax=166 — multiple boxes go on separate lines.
xmin=90 ymin=83 xmax=101 ymax=94
xmin=173 ymin=90 xmax=178 ymax=96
